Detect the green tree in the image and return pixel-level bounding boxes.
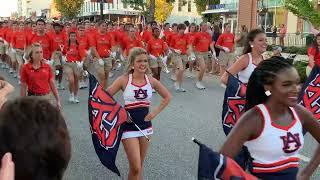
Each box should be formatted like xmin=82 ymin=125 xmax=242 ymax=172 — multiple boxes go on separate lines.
xmin=54 ymin=0 xmax=84 ymax=18
xmin=285 ymin=0 xmax=320 ymax=28
xmin=195 ymin=0 xmax=220 ymax=22
xmin=122 ymin=0 xmax=175 ymax=21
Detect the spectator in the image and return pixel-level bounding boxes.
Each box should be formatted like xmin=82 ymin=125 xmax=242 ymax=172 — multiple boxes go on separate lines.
xmin=279 ymin=24 xmax=286 ymax=46
xmin=271 ymin=26 xmax=277 ymax=45
xmin=0 ymin=97 xmax=71 ymax=180
xmin=307 ymin=33 xmax=320 ymax=76
xmin=235 ymin=25 xmax=248 ymax=58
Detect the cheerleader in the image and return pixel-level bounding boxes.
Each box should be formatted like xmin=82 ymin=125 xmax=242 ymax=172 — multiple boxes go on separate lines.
xmin=107 ymin=47 xmax=171 ymax=180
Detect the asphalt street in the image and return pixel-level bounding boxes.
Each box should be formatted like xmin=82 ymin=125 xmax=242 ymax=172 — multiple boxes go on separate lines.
xmin=1 ymin=66 xmax=319 ymax=180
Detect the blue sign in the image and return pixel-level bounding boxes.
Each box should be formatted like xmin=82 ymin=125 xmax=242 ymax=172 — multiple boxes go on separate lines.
xmin=208 ymin=4 xmax=226 ymax=10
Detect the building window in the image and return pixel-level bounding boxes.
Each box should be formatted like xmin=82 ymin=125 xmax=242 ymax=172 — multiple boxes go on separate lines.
xmin=188 ymin=0 xmax=191 ymax=12
xmin=178 ymin=0 xmax=182 ymax=11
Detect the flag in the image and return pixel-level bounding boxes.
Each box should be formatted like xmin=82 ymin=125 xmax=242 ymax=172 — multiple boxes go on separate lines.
xmin=222 ymin=74 xmax=247 ymax=135
xmin=298 ymin=65 xmax=320 ymax=121
xmin=193 ymin=138 xmax=257 ymax=180
xmin=88 ymin=74 xmax=128 ymax=176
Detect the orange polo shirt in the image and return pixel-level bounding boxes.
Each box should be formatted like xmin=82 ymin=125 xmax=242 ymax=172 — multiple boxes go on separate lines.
xmin=170 ymin=34 xmax=189 ymax=55
xmin=63 ymin=43 xmax=81 ymax=62
xmin=91 ymin=31 xmax=115 ymax=58
xmin=216 ymin=32 xmax=235 ymax=52
xmin=11 ymin=30 xmax=27 ymax=49
xmin=122 ymin=36 xmax=143 ymax=56
xmin=77 ymin=34 xmax=91 ymax=59
xmin=20 ymin=62 xmax=53 ymax=94
xmin=147 ymin=37 xmax=168 ymax=57
xmin=29 ymin=33 xmax=53 ymax=60
xmin=192 ymin=32 xmax=212 ymax=52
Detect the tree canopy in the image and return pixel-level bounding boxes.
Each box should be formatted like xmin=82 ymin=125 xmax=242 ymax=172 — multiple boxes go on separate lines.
xmin=54 ymin=0 xmax=84 ymax=18
xmin=285 ymin=0 xmax=320 ymax=28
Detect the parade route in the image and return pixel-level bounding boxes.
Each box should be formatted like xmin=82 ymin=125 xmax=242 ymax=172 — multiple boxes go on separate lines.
xmin=1 ymin=67 xmax=319 ymax=180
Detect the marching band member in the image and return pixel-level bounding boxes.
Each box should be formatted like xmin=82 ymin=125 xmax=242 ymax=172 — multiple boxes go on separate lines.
xmin=90 ymin=21 xmax=116 ymax=89
xmin=189 ymin=22 xmax=215 ymax=90
xmin=146 ymin=27 xmax=169 ymax=83
xmin=63 ymin=32 xmax=82 ymax=103
xmin=170 ymin=23 xmax=189 ymax=92
xmin=107 ymin=47 xmax=170 ymax=180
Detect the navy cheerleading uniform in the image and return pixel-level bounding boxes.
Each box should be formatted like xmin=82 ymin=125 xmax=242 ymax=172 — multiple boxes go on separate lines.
xmin=121 ymin=74 xmax=153 ymax=139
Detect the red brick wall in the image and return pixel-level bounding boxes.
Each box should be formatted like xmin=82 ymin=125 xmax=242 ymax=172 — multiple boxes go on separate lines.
xmin=238 ymin=0 xmax=257 ymax=30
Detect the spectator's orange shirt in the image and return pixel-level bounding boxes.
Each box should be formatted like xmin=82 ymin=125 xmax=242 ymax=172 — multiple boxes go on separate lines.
xmin=163 ymin=30 xmax=172 ymax=43
xmin=77 ymin=34 xmax=90 ymax=59
xmin=308 ymin=47 xmax=320 ymax=66
xmin=29 ymin=34 xmax=52 ymax=60
xmin=11 ymin=30 xmax=27 ymax=49
xmin=50 ymin=32 xmax=65 ymax=52
xmin=147 ymin=37 xmax=168 ymax=57
xmin=20 ymin=62 xmax=53 ymax=94
xmin=122 ymin=36 xmax=143 ymax=56
xmin=216 ymin=32 xmax=235 ymax=52
xmin=5 ymin=28 xmax=13 ymax=44
xmin=63 ymin=43 xmax=81 ymax=62
xmin=187 ymin=32 xmax=197 ymax=45
xmin=142 ymin=30 xmax=153 ymax=43
xmin=170 ymin=34 xmax=188 ymax=55
xmin=91 ymin=32 xmax=115 ymax=58
xmin=192 ymin=32 xmax=212 ymax=52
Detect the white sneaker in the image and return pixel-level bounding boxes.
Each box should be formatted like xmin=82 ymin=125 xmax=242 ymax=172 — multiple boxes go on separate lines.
xmin=196 ymin=81 xmax=206 ymax=90
xmin=13 ymin=73 xmax=17 ymax=78
xmin=5 ymin=64 xmax=9 ymax=69
xmin=186 ymin=71 xmax=193 ymax=78
xmin=74 ymin=96 xmax=80 ymax=103
xmin=152 ymin=89 xmax=156 ymax=93
xmin=9 ymin=68 xmax=14 ymax=74
xmin=174 ymin=82 xmax=186 ymax=92
xmin=109 ymin=72 xmax=114 ymax=78
xmin=69 ymin=94 xmax=75 ymax=103
xmin=170 ymin=74 xmax=177 ymax=81
xmin=1 ymin=64 xmax=5 ymax=68
xmin=18 ymin=80 xmax=21 ymax=85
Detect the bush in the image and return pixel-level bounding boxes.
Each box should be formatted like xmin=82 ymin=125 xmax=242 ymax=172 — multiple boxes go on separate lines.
xmin=267 ymin=45 xmax=308 ymax=55
xmin=293 ymin=61 xmax=308 ymax=83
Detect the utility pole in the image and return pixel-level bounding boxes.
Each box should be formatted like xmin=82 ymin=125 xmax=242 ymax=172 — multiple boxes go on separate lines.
xmin=100 ymin=0 xmax=104 ymax=20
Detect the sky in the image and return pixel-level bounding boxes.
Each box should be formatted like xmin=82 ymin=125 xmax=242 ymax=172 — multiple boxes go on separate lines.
xmin=0 ymin=0 xmax=17 ymax=17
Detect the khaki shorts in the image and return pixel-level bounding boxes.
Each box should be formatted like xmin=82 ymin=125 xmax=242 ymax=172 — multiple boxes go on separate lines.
xmin=94 ymin=57 xmax=112 ymax=74
xmin=0 ymin=43 xmax=5 ymax=55
xmin=196 ymin=51 xmax=210 ymax=63
xmin=64 ymin=62 xmax=81 ymax=77
xmin=172 ymin=53 xmax=188 ymax=67
xmin=149 ymin=56 xmax=163 ymax=69
xmin=218 ymin=51 xmax=235 ymax=66
xmin=14 ymin=49 xmax=24 ymax=64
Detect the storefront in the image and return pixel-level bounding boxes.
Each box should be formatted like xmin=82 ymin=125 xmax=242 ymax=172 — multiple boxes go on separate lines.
xmin=202 ymin=0 xmax=238 ymax=33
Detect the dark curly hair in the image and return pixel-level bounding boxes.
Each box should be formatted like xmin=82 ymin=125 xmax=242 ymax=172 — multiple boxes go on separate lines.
xmin=245 ymin=57 xmax=293 ymax=111
xmin=0 ymin=97 xmax=71 ymax=180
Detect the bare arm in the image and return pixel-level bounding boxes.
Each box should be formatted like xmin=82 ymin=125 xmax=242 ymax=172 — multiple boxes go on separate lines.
xmin=106 ymin=75 xmax=126 ymax=96
xmin=20 ymin=82 xmax=27 ymax=96
xmin=219 ymin=108 xmax=261 ymax=158
xmin=49 ymin=79 xmax=60 ymax=104
xmin=220 ymin=55 xmax=248 ymax=85
xmin=295 ymin=105 xmax=320 ymax=178
xmin=147 ymin=77 xmax=171 ymax=119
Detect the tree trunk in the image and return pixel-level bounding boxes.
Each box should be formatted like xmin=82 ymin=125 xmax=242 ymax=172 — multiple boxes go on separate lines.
xmin=148 ymin=0 xmax=155 ymax=22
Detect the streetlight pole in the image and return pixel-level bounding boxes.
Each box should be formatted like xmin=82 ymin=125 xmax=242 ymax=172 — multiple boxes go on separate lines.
xmin=100 ymin=0 xmax=104 ymax=20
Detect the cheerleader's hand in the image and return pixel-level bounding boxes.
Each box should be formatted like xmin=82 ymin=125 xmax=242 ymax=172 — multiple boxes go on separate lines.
xmin=144 ymin=111 xmax=158 ymax=122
